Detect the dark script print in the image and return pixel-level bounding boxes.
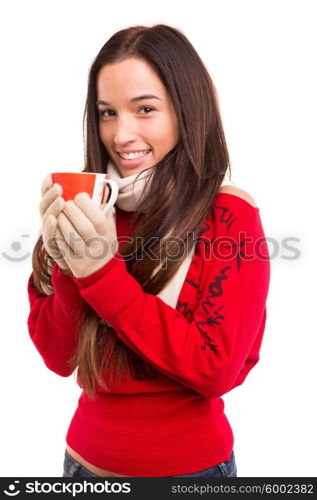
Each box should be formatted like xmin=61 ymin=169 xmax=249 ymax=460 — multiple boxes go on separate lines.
xmin=177 ymin=204 xmax=248 ymax=352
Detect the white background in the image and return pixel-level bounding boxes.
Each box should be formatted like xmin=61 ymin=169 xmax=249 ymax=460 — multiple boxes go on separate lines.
xmin=0 ymin=0 xmax=316 ymax=477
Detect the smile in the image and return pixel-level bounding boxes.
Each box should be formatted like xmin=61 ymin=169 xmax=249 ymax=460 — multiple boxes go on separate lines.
xmin=117 ymin=149 xmax=151 ymax=160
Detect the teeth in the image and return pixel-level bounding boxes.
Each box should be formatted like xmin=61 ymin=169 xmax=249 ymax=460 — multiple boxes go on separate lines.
xmin=119 ymin=150 xmax=151 ymax=160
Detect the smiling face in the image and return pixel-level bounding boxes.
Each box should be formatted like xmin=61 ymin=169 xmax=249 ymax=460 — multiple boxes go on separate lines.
xmin=96 ymin=57 xmax=180 ymax=177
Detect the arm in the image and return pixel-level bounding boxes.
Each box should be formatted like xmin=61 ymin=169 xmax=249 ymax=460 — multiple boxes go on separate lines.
xmin=71 ymin=208 xmax=270 ymax=398
xmin=27 ymin=263 xmax=88 ymax=376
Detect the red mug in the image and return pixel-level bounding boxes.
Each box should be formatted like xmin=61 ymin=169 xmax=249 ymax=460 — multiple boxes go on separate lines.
xmin=51 ymin=172 xmax=118 ymax=213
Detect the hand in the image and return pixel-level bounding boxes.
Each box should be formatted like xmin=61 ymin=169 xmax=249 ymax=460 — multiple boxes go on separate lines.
xmin=39 ymin=174 xmax=71 ymax=274
xmin=54 ymin=192 xmax=118 ymax=279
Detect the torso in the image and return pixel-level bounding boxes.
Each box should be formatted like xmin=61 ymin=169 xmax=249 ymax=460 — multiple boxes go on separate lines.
xmin=66 ymin=187 xmax=255 ymax=478
xmin=66 ymin=444 xmax=130 ymax=477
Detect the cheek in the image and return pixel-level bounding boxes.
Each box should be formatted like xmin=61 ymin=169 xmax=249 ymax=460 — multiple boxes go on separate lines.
xmin=155 ymin=118 xmax=179 ymax=149
xmin=161 ymin=111 xmax=179 ymax=141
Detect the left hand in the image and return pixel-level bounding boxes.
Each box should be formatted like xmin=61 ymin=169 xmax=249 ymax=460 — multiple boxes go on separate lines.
xmin=54 ymin=192 xmax=118 ymax=278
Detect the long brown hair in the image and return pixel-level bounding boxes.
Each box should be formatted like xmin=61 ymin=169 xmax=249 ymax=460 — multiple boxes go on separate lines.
xmin=31 ymin=24 xmax=232 ymax=398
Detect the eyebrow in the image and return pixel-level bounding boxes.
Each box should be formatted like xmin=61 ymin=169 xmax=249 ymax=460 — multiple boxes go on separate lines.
xmin=96 ymin=94 xmax=162 ymax=106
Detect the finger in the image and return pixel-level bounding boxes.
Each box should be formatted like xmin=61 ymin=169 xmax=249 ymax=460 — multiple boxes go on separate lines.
xmin=73 ymin=192 xmax=108 ymax=235
xmin=42 ymin=215 xmax=70 ymax=270
xmin=62 ymin=198 xmax=100 ymax=241
xmin=57 ymin=211 xmax=85 ymax=255
xmin=55 ymin=226 xmax=78 ymax=263
xmin=105 ymin=205 xmax=116 ymax=221
xmin=42 ymin=197 xmax=65 ymax=228
xmin=39 ymin=184 xmax=64 ymax=217
xmin=41 ymin=174 xmax=53 ymax=196
xmin=42 ymin=215 xmax=64 ymax=261
xmin=46 ymin=224 xmax=70 ymax=271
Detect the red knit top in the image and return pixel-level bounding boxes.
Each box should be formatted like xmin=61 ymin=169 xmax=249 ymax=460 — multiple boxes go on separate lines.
xmin=27 ymin=192 xmax=270 ymax=477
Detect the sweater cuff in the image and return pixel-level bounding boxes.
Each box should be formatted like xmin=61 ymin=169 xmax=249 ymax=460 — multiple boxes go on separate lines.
xmin=71 ymin=252 xmax=145 ymax=328
xmin=71 ymin=251 xmax=123 ymax=288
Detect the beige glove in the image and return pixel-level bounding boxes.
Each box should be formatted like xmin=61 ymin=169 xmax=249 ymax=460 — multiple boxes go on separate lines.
xmin=39 ymin=174 xmax=71 ymax=273
xmin=54 ymin=192 xmax=118 ymax=278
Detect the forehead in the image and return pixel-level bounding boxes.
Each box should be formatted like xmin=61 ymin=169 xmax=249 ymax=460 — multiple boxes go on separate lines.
xmin=96 ymin=58 xmax=167 ymax=100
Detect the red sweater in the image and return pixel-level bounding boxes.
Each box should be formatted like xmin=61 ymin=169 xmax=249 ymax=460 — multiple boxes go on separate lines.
xmin=27 ymin=192 xmax=270 ymax=477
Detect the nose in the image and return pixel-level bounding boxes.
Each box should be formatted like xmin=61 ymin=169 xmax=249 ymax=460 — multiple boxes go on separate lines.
xmin=112 ymin=114 xmax=138 ymax=146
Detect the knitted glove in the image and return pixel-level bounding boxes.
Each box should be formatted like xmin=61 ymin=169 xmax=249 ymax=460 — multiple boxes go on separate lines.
xmin=39 ymin=174 xmax=71 ymax=273
xmin=54 ymin=192 xmax=118 ymax=279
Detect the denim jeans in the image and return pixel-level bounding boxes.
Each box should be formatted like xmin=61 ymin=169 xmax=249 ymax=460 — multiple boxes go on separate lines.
xmin=62 ymin=449 xmax=237 ymax=478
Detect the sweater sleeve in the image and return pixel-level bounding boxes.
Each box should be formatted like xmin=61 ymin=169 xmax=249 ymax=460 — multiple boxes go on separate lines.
xmin=71 ymin=204 xmax=270 ymax=398
xmin=27 ymin=264 xmax=88 ymax=377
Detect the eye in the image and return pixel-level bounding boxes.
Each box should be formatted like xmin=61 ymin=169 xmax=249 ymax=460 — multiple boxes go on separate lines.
xmin=98 ymin=106 xmax=155 ymax=118
xmin=98 ymin=109 xmax=115 ymax=118
xmin=139 ymin=106 xmax=154 ymax=114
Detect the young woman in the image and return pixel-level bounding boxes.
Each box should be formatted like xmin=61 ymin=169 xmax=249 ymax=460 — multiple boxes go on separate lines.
xmin=27 ymin=24 xmax=270 ymax=478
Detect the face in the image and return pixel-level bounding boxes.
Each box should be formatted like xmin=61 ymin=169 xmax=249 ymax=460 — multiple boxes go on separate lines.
xmin=96 ymin=57 xmax=180 ymax=177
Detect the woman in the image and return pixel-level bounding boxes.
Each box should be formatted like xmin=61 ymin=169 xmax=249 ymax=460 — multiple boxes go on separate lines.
xmin=27 ymin=24 xmax=270 ymax=477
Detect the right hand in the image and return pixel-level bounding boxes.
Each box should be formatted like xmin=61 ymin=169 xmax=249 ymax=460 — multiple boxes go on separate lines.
xmin=39 ymin=174 xmax=71 ymax=273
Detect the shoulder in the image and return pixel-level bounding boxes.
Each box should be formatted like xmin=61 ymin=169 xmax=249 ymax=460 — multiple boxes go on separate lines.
xmin=199 ymin=185 xmax=261 ymax=240
xmin=217 ymin=185 xmax=257 ymax=208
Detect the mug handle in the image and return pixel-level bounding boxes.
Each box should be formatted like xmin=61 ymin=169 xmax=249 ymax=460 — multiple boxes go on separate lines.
xmin=100 ymin=179 xmax=118 ymax=214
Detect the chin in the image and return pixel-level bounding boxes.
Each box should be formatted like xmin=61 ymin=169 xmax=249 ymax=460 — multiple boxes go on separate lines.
xmin=121 ymin=164 xmax=155 ymax=177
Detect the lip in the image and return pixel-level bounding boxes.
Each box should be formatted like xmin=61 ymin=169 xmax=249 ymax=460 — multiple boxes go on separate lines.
xmin=116 ymin=149 xmax=151 ymax=153
xmin=115 ymin=149 xmax=152 ymax=168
